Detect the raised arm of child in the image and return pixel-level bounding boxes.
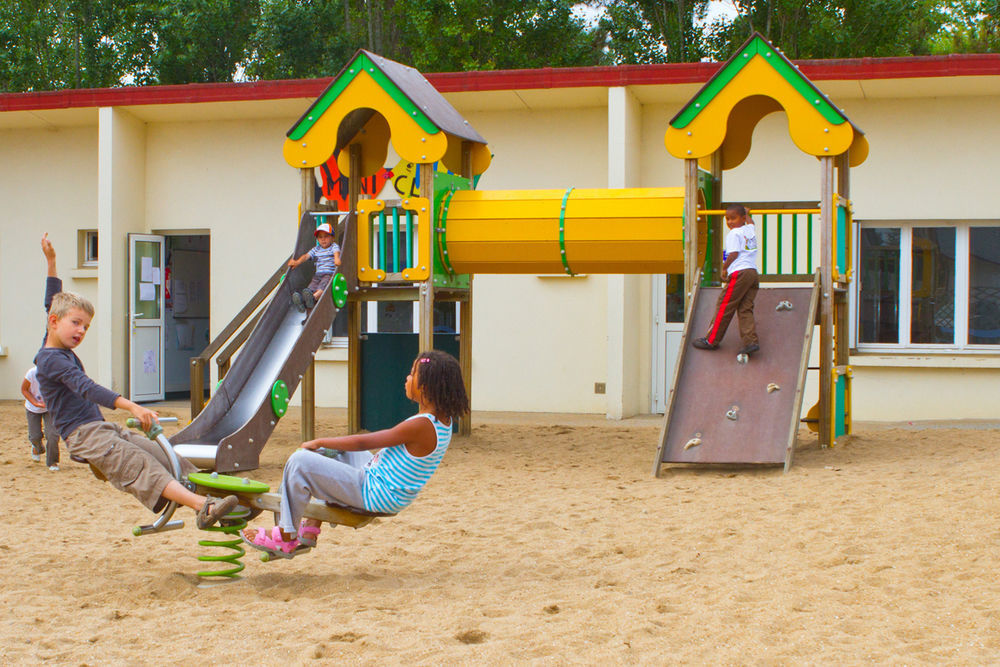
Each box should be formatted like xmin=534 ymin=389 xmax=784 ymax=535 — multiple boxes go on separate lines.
xmin=21 ymin=378 xmax=45 ymax=410
xmin=287 ymin=252 xmax=310 ymax=269
xmin=301 ymin=417 xmax=437 ymax=457
xmin=333 ymin=250 xmax=342 ymax=266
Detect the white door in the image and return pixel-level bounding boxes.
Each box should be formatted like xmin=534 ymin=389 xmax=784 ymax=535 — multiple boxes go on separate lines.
xmin=128 ymin=234 xmax=165 ymax=402
xmin=652 ymin=274 xmax=686 ymax=413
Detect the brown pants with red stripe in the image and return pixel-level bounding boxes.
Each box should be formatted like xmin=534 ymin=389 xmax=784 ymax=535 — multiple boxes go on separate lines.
xmin=705 ymin=268 xmax=759 ymax=347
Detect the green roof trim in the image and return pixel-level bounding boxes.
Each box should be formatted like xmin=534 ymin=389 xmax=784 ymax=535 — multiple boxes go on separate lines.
xmin=670 ymin=35 xmax=847 ymax=130
xmin=288 ymin=52 xmax=439 ymax=141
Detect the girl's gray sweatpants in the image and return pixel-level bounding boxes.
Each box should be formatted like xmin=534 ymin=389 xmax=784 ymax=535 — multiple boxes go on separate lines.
xmin=278 ymin=448 xmax=371 ymax=535
xmin=26 ymin=410 xmax=59 ymax=467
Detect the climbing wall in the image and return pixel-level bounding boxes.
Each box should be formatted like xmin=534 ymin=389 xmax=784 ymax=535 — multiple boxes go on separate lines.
xmin=655 ymin=279 xmax=819 ymax=472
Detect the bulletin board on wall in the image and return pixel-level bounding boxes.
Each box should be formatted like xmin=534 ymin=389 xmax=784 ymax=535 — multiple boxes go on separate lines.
xmin=169 ymin=250 xmax=210 ymax=318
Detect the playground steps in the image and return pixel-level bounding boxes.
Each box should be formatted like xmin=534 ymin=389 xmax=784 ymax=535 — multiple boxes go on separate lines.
xmin=654 ymin=276 xmax=819 ymax=473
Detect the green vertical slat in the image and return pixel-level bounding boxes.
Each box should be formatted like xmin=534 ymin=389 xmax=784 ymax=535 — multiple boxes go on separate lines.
xmin=792 ymin=214 xmax=799 ymax=274
xmin=835 ymin=374 xmax=847 ymax=437
xmin=761 ymin=214 xmax=768 ymax=275
xmin=807 ymin=214 xmax=814 ymax=273
xmin=378 ymin=211 xmax=387 ymax=272
xmin=391 ymin=209 xmax=400 ymax=273
xmin=405 ymin=209 xmax=413 ymax=267
xmin=776 ymin=214 xmax=783 ymax=275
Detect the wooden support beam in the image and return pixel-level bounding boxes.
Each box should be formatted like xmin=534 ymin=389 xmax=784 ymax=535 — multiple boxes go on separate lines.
xmin=459 ymin=142 xmax=474 ymax=436
xmin=418 ymin=162 xmax=435 ymax=354
xmin=683 ymin=158 xmax=700 ymax=315
xmin=818 ymin=157 xmax=835 ymax=448
xmin=300 ymin=167 xmax=316 ymax=442
xmin=348 ymin=144 xmax=362 ymax=434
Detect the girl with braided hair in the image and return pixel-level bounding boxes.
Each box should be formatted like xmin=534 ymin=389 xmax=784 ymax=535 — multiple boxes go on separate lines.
xmin=242 ymin=350 xmax=469 ymax=559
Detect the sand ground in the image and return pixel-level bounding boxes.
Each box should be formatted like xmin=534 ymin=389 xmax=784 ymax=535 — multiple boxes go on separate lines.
xmin=2 ymin=400 xmax=999 ymax=665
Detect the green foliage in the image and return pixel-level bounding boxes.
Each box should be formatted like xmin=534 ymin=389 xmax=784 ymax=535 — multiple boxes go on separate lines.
xmin=2 ymin=0 xmax=1000 ymax=93
xmin=593 ymin=0 xmax=711 ymax=64
xmin=702 ymin=0 xmax=946 ymax=60
xmin=931 ymin=0 xmax=1000 ymax=53
xmin=393 ymin=0 xmax=608 ymax=71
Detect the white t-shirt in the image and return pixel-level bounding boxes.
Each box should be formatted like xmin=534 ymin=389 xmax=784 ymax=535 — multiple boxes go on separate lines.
xmin=23 ymin=366 xmax=46 ymax=414
xmin=725 ymin=223 xmax=759 ymax=274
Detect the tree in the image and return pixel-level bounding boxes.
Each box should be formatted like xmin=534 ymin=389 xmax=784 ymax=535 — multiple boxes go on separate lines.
xmin=393 ymin=0 xmax=607 ymax=71
xmin=703 ymin=0 xmax=946 ymax=61
xmin=931 ymin=0 xmax=1000 ymax=53
xmin=592 ymin=0 xmax=712 ymax=64
xmin=146 ymin=0 xmax=260 ymax=84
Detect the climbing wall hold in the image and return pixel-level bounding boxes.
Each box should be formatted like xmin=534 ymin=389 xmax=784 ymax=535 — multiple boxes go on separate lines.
xmin=767 ymin=383 xmax=780 ymax=393
xmin=726 ymin=406 xmax=740 ymax=421
xmin=684 ymin=432 xmax=703 ymax=450
xmin=776 ymin=300 xmax=793 ymax=311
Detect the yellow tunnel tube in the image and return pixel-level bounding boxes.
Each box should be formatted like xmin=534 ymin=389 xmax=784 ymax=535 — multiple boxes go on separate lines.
xmin=441 ymin=188 xmax=704 ymax=275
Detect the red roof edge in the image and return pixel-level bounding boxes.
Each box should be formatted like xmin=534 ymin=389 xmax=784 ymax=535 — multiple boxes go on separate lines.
xmin=2 ymin=54 xmax=999 ymax=113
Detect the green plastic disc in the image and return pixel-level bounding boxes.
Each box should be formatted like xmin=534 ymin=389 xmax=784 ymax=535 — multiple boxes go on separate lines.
xmin=188 ymin=472 xmax=270 ymax=494
xmin=271 ymin=380 xmax=290 ymax=418
xmin=331 ymin=272 xmax=348 ymax=309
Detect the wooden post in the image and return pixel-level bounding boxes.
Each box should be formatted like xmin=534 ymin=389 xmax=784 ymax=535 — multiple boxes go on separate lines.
xmin=347 ymin=144 xmax=363 ymax=433
xmin=459 ymin=142 xmax=474 ymax=436
xmin=683 ymin=158 xmax=700 ymax=315
xmin=418 ymin=162 xmax=435 ymax=353
xmin=710 ymin=150 xmax=723 ymax=284
xmin=818 ymin=157 xmax=835 ymax=448
xmin=300 ymin=167 xmax=317 ymax=442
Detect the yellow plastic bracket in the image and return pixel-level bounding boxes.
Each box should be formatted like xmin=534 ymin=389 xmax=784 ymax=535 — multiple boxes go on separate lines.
xmin=356 ymin=199 xmax=387 ymax=283
xmin=400 ymin=197 xmax=431 ymax=282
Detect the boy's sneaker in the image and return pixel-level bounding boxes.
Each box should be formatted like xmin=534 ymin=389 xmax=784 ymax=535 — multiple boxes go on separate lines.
xmin=48 ymin=464 xmax=59 ymax=472
xmin=302 ymin=290 xmax=316 ymax=309
xmin=291 ymin=291 xmax=306 ymax=313
xmin=739 ymin=343 xmax=760 ymax=356
xmin=30 ymin=451 xmax=41 ymax=462
xmin=692 ymin=337 xmax=718 ymax=350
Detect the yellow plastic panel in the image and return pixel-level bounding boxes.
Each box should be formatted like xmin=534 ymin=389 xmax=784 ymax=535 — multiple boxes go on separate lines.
xmin=335 ymin=112 xmax=391 ymax=180
xmin=665 ymin=57 xmax=857 ymax=165
xmin=440 ymin=135 xmax=493 ymax=176
xmin=283 ymin=71 xmax=448 ymax=174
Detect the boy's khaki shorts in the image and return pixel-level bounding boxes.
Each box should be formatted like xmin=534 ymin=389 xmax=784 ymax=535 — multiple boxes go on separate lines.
xmin=66 ymin=421 xmax=196 ymax=511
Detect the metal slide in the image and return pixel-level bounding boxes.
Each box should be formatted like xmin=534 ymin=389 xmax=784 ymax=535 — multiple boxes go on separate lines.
xmin=654 ymin=274 xmax=820 ymax=474
xmin=171 ymin=212 xmax=340 ymax=473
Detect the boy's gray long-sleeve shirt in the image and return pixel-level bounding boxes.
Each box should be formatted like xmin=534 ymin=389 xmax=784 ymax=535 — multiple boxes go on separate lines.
xmin=35 ymin=275 xmax=120 ymax=439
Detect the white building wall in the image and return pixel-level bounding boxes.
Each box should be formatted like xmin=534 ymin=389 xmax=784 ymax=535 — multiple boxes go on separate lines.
xmin=0 ymin=125 xmax=100 ymax=396
xmin=3 ymin=79 xmax=1000 ymax=422
xmin=459 ymin=106 xmax=610 ymax=413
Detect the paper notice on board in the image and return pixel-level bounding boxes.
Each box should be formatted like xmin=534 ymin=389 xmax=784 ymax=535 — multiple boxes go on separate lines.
xmin=152 ymin=268 xmax=161 ymax=285
xmin=139 ymin=282 xmax=156 ymax=302
xmin=143 ymin=349 xmax=157 ymax=374
xmin=141 ymin=256 xmax=153 ymax=282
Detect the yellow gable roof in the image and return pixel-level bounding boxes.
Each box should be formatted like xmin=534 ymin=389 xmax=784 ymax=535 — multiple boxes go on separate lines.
xmin=665 ymin=34 xmax=868 ymax=170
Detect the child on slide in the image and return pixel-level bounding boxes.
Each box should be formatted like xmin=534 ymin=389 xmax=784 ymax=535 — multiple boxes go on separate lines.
xmin=241 ymin=350 xmax=470 ymax=559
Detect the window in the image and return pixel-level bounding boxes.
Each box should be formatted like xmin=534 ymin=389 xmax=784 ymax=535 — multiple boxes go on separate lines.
xmin=857 ymin=222 xmax=1000 ymax=350
xmin=79 ymin=230 xmax=98 ymax=267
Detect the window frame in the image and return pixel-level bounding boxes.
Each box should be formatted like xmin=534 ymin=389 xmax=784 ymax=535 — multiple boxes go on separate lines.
xmin=855 ymin=219 xmax=999 ymax=354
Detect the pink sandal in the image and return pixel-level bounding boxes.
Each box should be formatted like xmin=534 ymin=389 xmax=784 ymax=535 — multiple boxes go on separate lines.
xmin=298 ymin=522 xmax=321 ymax=547
xmin=240 ymin=526 xmax=310 ymax=560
